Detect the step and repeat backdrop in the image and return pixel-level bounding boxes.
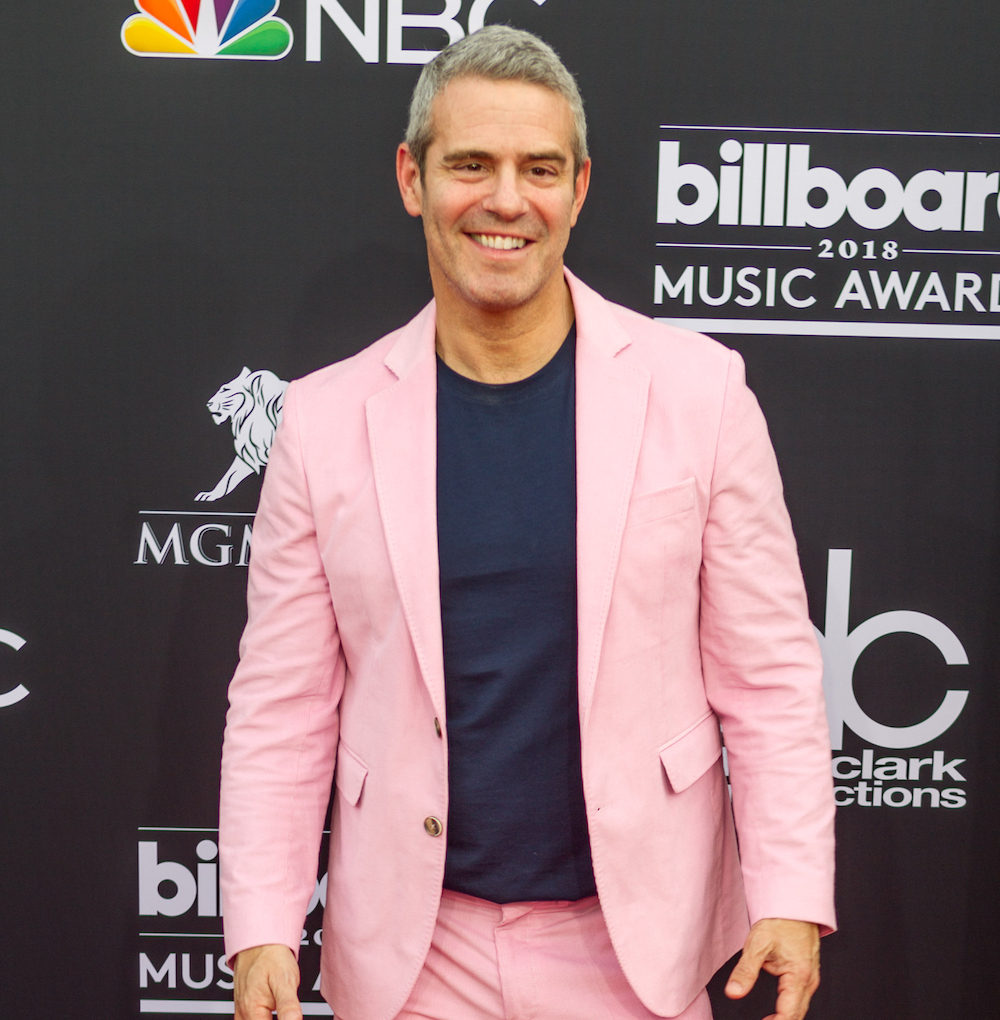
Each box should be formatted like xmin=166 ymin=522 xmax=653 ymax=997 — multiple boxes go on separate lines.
xmin=1 ymin=2 xmax=998 ymax=1018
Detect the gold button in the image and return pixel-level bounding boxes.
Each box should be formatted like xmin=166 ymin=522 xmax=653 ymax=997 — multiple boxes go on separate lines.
xmin=424 ymin=816 xmax=443 ymax=837
xmin=434 ymin=717 xmax=442 ymax=738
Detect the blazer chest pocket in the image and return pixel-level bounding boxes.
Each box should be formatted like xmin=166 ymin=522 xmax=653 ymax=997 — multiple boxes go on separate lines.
xmin=627 ymin=478 xmax=696 ymax=528
xmin=335 ymin=740 xmax=369 ymax=807
xmin=658 ymin=712 xmax=723 ymax=793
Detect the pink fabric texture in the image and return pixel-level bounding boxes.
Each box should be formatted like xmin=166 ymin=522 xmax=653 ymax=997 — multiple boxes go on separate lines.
xmin=219 ymin=269 xmax=836 ymax=1020
xmin=394 ymin=890 xmax=713 ymax=1020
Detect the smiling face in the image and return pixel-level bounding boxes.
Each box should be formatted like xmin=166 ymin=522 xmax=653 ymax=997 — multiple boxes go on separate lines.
xmin=397 ymin=76 xmax=590 ymax=317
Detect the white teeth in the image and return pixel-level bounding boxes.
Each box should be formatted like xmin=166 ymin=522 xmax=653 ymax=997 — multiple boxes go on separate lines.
xmin=472 ymin=234 xmax=526 ymax=250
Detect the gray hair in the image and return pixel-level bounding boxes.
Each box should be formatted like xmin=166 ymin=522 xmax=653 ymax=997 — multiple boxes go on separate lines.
xmin=405 ymin=26 xmax=588 ymax=177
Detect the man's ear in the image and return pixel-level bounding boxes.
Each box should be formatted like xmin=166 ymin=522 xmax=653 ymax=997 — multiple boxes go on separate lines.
xmin=397 ymin=143 xmax=423 ymax=218
xmin=569 ymin=158 xmax=592 ymax=228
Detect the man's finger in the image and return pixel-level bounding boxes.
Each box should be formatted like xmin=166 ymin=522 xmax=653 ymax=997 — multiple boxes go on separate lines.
xmin=235 ymin=999 xmax=277 ymax=1020
xmin=769 ymin=964 xmax=819 ymax=1020
xmin=273 ymin=983 xmax=305 ymax=1020
xmin=724 ymin=943 xmax=768 ymax=999
xmin=236 ymin=980 xmax=301 ymax=1020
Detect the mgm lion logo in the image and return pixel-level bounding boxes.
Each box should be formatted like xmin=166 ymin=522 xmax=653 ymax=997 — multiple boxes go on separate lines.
xmin=196 ymin=367 xmax=289 ymax=502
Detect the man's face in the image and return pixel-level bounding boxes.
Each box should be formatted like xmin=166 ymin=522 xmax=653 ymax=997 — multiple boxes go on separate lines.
xmin=397 ymin=76 xmax=590 ymax=314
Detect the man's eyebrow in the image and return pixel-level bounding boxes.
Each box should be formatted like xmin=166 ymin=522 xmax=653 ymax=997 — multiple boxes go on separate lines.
xmin=525 ymin=151 xmax=568 ymax=164
xmin=440 ymin=149 xmax=568 ymax=165
xmin=441 ymin=149 xmax=493 ymax=163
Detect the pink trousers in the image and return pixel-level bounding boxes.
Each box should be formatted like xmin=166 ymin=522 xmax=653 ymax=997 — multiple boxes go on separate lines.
xmin=393 ymin=890 xmax=713 ymax=1020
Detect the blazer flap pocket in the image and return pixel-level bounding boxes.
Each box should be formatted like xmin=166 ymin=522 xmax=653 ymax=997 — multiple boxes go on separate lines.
xmin=627 ymin=478 xmax=696 ymax=528
xmin=335 ymin=740 xmax=368 ymax=807
xmin=658 ymin=712 xmax=723 ymax=793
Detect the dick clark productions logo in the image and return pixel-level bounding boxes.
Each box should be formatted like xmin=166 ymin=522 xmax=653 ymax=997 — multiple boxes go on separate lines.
xmin=121 ymin=1 xmax=293 ymax=60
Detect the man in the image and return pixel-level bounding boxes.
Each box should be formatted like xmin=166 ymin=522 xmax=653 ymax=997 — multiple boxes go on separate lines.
xmin=219 ymin=26 xmax=835 ymax=1020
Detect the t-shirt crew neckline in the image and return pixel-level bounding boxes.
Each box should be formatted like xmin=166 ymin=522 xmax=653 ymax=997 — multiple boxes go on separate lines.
xmin=435 ymin=323 xmax=577 ymax=404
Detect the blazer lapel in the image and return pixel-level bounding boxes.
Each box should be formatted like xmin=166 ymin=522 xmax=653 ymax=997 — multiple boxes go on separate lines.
xmin=568 ymin=271 xmax=651 ymax=729
xmin=365 ymin=303 xmax=447 ymax=722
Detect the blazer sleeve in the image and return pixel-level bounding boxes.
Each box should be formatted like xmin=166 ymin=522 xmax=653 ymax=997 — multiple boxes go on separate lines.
xmin=219 ymin=380 xmax=346 ymax=961
xmin=699 ymin=349 xmax=837 ymax=935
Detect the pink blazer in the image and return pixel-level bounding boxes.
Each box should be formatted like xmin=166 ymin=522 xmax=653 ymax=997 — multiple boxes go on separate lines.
xmin=220 ymin=269 xmax=836 ymax=1020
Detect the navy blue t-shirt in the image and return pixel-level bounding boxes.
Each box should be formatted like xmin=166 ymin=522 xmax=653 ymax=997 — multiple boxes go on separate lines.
xmin=436 ymin=326 xmax=596 ymax=904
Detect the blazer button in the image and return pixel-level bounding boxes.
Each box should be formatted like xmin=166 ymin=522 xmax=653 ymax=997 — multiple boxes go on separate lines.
xmin=434 ymin=717 xmax=442 ymax=738
xmin=423 ymin=816 xmax=443 ymax=837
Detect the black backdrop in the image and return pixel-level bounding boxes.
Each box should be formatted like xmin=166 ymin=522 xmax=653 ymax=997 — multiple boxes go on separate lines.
xmin=2 ymin=2 xmax=998 ymax=1018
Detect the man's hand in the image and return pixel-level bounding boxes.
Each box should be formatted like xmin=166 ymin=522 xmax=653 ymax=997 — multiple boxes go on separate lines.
xmin=233 ymin=944 xmax=303 ymax=1020
xmin=725 ymin=918 xmax=820 ymax=1020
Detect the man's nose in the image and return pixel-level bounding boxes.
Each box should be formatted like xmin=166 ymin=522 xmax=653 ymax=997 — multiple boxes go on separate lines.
xmin=481 ymin=165 xmax=530 ymax=219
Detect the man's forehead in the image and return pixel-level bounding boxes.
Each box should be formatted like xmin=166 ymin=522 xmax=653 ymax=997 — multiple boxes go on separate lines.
xmin=427 ymin=76 xmax=575 ymax=151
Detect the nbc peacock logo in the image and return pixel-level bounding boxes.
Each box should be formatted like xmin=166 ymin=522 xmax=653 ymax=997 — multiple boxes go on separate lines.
xmin=122 ymin=1 xmax=293 ymax=60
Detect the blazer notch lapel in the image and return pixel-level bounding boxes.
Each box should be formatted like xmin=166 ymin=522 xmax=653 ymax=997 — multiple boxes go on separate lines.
xmin=365 ymin=313 xmax=446 ymax=720
xmin=574 ymin=299 xmax=651 ymax=729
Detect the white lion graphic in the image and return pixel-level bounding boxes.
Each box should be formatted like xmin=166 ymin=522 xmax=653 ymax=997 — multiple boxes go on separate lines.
xmin=196 ymin=367 xmax=289 ymax=502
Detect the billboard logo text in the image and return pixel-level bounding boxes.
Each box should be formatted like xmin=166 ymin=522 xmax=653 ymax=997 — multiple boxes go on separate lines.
xmin=658 ymin=140 xmax=999 ymax=232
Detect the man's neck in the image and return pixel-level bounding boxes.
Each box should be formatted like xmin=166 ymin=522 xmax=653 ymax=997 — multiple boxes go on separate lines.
xmin=434 ymin=273 xmax=576 ymax=384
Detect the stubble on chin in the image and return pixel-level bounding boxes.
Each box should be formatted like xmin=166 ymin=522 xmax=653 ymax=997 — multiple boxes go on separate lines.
xmin=441 ymin=256 xmax=557 ymax=314
xmin=458 ymin=278 xmax=543 ymax=312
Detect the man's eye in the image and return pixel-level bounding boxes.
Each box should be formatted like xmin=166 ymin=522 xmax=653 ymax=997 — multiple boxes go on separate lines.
xmin=529 ymin=166 xmax=555 ymax=177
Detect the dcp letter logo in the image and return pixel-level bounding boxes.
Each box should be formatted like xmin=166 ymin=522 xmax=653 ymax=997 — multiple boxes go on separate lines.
xmin=816 ymin=549 xmax=969 ymax=750
xmin=0 ymin=629 xmax=28 ymax=708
